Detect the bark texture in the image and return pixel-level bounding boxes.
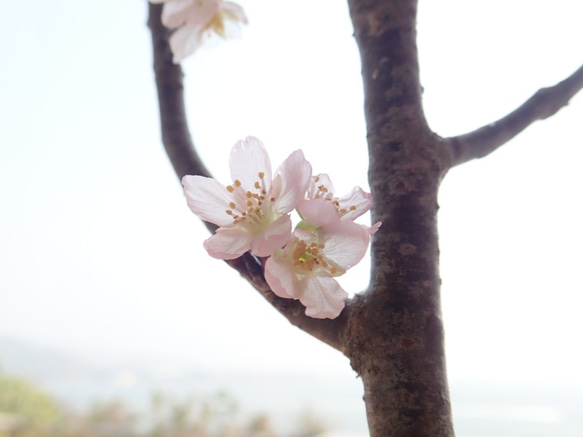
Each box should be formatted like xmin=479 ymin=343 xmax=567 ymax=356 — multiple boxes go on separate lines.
xmin=346 ymin=1 xmax=454 ymax=435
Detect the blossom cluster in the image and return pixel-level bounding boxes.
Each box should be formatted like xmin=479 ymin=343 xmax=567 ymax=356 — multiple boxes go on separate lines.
xmin=182 ymin=137 xmax=380 ymax=319
xmin=150 ymin=0 xmax=248 ymax=63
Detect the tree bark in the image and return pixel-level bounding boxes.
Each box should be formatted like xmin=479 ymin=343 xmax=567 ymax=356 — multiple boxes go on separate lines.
xmin=345 ymin=1 xmax=454 ymax=435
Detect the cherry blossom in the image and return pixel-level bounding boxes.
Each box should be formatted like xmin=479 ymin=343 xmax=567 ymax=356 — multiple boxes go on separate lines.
xmin=182 ymin=137 xmax=312 ymax=260
xmin=264 ymin=199 xmax=370 ymax=319
xmin=150 ymin=0 xmax=248 ymax=63
xmin=307 ymin=173 xmax=381 ymax=234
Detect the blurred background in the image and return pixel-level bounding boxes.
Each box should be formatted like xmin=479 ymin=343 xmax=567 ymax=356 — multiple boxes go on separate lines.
xmin=1 ymin=0 xmax=582 ymax=436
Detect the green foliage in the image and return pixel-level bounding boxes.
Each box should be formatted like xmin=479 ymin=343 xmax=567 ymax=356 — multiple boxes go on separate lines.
xmin=0 ymin=368 xmax=60 ymax=436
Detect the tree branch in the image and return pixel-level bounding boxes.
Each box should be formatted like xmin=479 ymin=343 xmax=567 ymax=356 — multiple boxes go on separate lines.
xmin=148 ymin=4 xmax=212 ymax=183
xmin=447 ymin=64 xmax=583 ymax=167
xmin=147 ymin=4 xmax=346 ymax=351
xmin=347 ymin=1 xmax=454 ymax=435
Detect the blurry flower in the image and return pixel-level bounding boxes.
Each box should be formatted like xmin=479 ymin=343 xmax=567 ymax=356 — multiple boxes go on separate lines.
xmin=264 ymin=199 xmax=370 ymax=319
xmin=182 ymin=137 xmax=312 ymax=260
xmin=151 ymin=0 xmax=248 ymax=63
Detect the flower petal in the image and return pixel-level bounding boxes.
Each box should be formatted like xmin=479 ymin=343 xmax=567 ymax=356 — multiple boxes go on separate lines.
xmin=320 ymin=221 xmax=370 ymax=270
xmin=160 ymin=0 xmax=193 ymax=28
xmin=308 ymin=173 xmax=335 ymax=199
xmin=298 ymin=199 xmax=340 ymax=228
xmin=168 ymin=24 xmax=204 ymax=63
xmin=250 ymin=214 xmax=292 ymax=257
xmin=222 ymin=1 xmax=249 ymax=24
xmin=298 ymin=276 xmax=348 ymax=319
xmin=203 ymin=226 xmax=252 ymax=259
xmin=271 ymin=150 xmax=312 ymax=214
xmin=265 ymin=255 xmax=299 ymax=299
xmin=162 ymin=0 xmax=219 ymax=28
xmin=368 ymin=221 xmax=382 ymax=235
xmin=229 ymin=136 xmax=272 ymax=192
xmin=182 ymin=175 xmax=235 ymax=227
xmin=338 ymin=186 xmax=373 ymax=220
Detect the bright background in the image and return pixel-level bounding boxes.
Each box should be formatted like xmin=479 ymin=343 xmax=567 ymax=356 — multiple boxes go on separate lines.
xmin=1 ymin=0 xmax=582 ymax=430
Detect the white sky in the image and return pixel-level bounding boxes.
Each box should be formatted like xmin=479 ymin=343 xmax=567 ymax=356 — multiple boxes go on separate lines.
xmin=1 ymin=0 xmax=582 ymax=386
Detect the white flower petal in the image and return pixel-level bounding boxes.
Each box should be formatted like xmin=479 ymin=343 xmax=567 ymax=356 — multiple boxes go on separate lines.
xmin=299 ymin=276 xmax=348 ymax=319
xmin=229 ymin=137 xmax=272 ymax=192
xmin=203 ymin=227 xmax=252 ymax=259
xmin=338 ymin=186 xmax=373 ymax=220
xmin=250 ymin=214 xmax=292 ymax=257
xmin=308 ymin=173 xmax=335 ymax=199
xmin=160 ymin=0 xmax=196 ymax=28
xmin=182 ymin=175 xmax=236 ymax=227
xmin=321 ymin=221 xmax=370 ymax=270
xmin=298 ymin=199 xmax=339 ymax=228
xmin=272 ymin=150 xmax=312 ymax=214
xmin=168 ymin=24 xmax=204 ymax=63
xmin=222 ymin=1 xmax=248 ymax=24
xmin=368 ymin=221 xmax=382 ymax=235
xmin=265 ymin=255 xmax=299 ymax=299
xmin=184 ymin=0 xmax=220 ymax=25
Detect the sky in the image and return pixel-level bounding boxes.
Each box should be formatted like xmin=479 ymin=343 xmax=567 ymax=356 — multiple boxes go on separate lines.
xmin=1 ymin=0 xmax=582 ymax=388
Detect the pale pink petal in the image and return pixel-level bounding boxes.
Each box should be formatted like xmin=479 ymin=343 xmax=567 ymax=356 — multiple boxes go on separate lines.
xmin=297 ymin=199 xmax=339 ymax=228
xmin=320 ymin=221 xmax=370 ymax=270
xmin=294 ymin=228 xmax=316 ymax=240
xmin=203 ymin=226 xmax=252 ymax=259
xmin=265 ymin=255 xmax=300 ymax=299
xmin=161 ymin=0 xmax=194 ymax=28
xmin=272 ymin=150 xmax=312 ymax=214
xmin=182 ymin=0 xmax=220 ymax=26
xmin=249 ymin=214 xmax=292 ymax=257
xmin=308 ymin=173 xmax=335 ymax=199
xmin=162 ymin=0 xmax=219 ymax=28
xmin=298 ymin=276 xmax=348 ymax=319
xmin=367 ymin=221 xmax=382 ymax=235
xmin=222 ymin=2 xmax=248 ymax=24
xmin=168 ymin=24 xmax=204 ymax=63
xmin=338 ymin=186 xmax=373 ymax=220
xmin=182 ymin=175 xmax=235 ymax=227
xmin=229 ymin=137 xmax=272 ymax=192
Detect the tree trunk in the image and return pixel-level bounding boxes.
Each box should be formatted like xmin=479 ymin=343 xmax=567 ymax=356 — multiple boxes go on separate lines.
xmin=345 ymin=0 xmax=455 ymax=435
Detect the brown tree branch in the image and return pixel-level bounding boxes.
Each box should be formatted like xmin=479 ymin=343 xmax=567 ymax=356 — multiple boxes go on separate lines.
xmin=148 ymin=5 xmax=212 ymax=183
xmin=147 ymin=4 xmax=346 ymax=351
xmin=447 ymin=64 xmax=583 ymax=167
xmin=347 ymin=1 xmax=454 ymax=435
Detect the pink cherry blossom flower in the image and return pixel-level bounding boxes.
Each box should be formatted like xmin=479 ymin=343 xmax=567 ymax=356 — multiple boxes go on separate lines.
xmin=182 ymin=137 xmax=312 ymax=260
xmin=150 ymin=0 xmax=248 ymax=63
xmin=264 ymin=199 xmax=370 ymax=319
xmin=307 ymin=173 xmax=381 ymax=234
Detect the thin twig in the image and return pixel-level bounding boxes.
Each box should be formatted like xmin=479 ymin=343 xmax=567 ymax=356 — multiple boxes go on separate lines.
xmin=447 ymin=64 xmax=583 ymax=167
xmin=147 ymin=4 xmax=346 ymax=350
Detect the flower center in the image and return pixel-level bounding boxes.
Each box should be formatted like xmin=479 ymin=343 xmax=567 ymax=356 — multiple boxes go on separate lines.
xmin=292 ymin=240 xmax=339 ymax=276
xmin=224 ymin=172 xmax=276 ymax=229
xmin=206 ymin=13 xmax=226 ymax=37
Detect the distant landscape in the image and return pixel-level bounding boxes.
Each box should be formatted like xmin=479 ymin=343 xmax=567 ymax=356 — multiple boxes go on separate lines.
xmin=1 ymin=336 xmax=582 ymax=437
